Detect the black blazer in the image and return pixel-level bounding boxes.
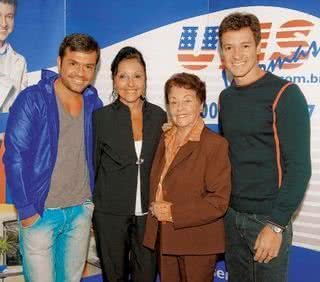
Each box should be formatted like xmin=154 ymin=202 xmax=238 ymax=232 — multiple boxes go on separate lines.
xmin=93 ymin=99 xmax=167 ymax=215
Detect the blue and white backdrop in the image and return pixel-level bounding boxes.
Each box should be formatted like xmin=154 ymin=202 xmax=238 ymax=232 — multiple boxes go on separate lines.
xmin=0 ymin=1 xmax=319 ymax=281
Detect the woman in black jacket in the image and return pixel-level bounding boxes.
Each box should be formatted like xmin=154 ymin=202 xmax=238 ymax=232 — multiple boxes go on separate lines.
xmin=92 ymin=46 xmax=167 ymax=282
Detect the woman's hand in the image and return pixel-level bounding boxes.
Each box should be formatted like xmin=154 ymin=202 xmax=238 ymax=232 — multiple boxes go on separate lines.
xmin=150 ymin=201 xmax=173 ymax=222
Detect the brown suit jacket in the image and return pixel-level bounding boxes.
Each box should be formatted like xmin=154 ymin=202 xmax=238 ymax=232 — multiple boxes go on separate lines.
xmin=143 ymin=127 xmax=231 ymax=255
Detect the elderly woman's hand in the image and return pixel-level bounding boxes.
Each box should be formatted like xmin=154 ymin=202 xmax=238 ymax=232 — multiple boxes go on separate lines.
xmin=150 ymin=201 xmax=173 ymax=222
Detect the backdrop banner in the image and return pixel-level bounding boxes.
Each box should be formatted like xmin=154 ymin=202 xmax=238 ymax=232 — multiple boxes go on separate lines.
xmin=0 ymin=1 xmax=319 ymax=281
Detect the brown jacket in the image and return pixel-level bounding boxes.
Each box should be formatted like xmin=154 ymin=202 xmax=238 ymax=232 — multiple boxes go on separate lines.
xmin=143 ymin=127 xmax=231 ymax=255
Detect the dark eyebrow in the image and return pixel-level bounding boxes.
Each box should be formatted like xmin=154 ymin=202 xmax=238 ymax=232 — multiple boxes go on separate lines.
xmin=66 ymin=59 xmax=78 ymax=63
xmin=66 ymin=59 xmax=95 ymax=66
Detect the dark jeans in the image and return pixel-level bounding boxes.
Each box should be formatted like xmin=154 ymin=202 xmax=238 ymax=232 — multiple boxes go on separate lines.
xmin=224 ymin=207 xmax=292 ymax=282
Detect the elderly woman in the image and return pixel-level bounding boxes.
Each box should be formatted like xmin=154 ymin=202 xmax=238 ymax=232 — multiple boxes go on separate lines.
xmin=144 ymin=72 xmax=231 ymax=282
xmin=92 ymin=46 xmax=167 ymax=282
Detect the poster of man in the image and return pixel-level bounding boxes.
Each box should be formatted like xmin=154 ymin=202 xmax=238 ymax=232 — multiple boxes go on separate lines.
xmin=0 ymin=0 xmax=27 ymax=203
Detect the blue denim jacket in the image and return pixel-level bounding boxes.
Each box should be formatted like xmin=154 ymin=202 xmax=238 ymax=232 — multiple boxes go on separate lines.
xmin=3 ymin=69 xmax=103 ymax=220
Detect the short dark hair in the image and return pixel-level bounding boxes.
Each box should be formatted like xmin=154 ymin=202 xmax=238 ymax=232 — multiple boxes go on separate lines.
xmin=164 ymin=72 xmax=206 ymax=105
xmin=219 ymin=12 xmax=261 ymax=46
xmin=0 ymin=0 xmax=17 ymax=14
xmin=59 ymin=33 xmax=100 ymax=64
xmin=111 ymin=46 xmax=146 ymax=80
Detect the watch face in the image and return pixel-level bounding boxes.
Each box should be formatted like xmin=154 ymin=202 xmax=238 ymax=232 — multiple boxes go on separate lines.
xmin=268 ymin=223 xmax=283 ymax=233
xmin=273 ymin=226 xmax=283 ymax=233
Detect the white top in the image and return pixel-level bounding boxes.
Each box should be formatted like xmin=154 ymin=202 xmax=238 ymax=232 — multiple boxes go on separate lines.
xmin=134 ymin=140 xmax=147 ymax=216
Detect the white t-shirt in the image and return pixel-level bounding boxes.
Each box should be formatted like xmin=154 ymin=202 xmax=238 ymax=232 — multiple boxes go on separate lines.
xmin=134 ymin=140 xmax=147 ymax=216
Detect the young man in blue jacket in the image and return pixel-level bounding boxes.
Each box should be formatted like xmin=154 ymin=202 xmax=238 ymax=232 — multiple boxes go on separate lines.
xmin=3 ymin=33 xmax=103 ymax=282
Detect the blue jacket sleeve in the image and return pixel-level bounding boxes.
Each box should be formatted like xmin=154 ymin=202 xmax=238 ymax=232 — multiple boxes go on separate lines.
xmin=3 ymin=91 xmax=39 ymax=219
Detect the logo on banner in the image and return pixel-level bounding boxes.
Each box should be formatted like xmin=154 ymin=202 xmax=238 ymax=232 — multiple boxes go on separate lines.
xmin=178 ymin=26 xmax=219 ymax=70
xmin=177 ymin=19 xmax=318 ymax=72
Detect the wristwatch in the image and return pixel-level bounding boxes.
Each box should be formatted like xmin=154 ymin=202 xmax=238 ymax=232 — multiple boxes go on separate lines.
xmin=267 ymin=223 xmax=283 ymax=234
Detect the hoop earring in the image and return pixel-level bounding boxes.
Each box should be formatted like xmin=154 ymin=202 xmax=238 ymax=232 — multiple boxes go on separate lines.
xmin=112 ymin=89 xmax=118 ymax=101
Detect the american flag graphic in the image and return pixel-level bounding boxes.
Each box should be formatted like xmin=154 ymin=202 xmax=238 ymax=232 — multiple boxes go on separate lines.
xmin=177 ymin=26 xmax=219 ymax=70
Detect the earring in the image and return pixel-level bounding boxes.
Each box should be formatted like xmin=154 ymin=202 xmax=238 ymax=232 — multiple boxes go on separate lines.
xmin=112 ymin=89 xmax=118 ymax=101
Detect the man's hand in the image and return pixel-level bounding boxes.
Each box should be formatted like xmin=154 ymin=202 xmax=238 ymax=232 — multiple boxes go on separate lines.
xmin=254 ymin=225 xmax=282 ymax=263
xmin=0 ymin=133 xmax=4 ymax=147
xmin=150 ymin=200 xmax=173 ymax=222
xmin=21 ymin=213 xmax=40 ymax=228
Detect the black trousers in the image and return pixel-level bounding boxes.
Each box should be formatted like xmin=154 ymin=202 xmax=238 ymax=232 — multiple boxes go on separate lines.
xmin=93 ymin=211 xmax=157 ymax=282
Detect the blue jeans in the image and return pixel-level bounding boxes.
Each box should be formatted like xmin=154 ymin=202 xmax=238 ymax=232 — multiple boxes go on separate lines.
xmin=224 ymin=207 xmax=292 ymax=282
xmin=19 ymin=200 xmax=94 ymax=282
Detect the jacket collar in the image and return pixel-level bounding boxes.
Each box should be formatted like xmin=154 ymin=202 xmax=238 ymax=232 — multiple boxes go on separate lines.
xmin=161 ymin=122 xmax=205 ymax=178
xmin=111 ymin=98 xmax=151 ymax=114
xmin=156 ymin=136 xmax=199 ymax=180
xmin=167 ymin=141 xmax=198 ymax=174
xmin=163 ymin=117 xmax=204 ymax=144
